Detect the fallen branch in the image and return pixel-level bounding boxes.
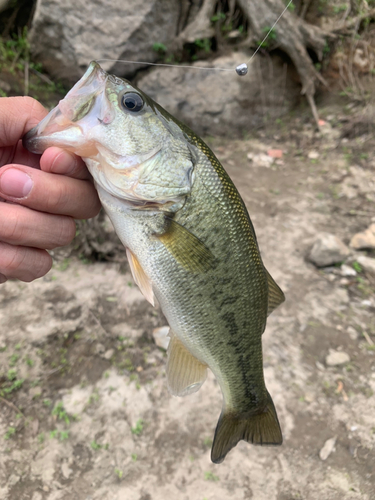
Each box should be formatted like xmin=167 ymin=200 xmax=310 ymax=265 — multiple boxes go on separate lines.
xmin=0 ymin=396 xmax=26 ymax=419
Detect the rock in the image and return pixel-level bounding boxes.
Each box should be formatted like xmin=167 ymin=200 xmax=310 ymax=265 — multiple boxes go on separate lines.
xmin=94 ymin=343 xmax=105 ymax=355
xmin=308 ymin=151 xmax=319 ymax=159
xmin=248 ymin=153 xmax=274 ymax=168
xmin=340 ymin=264 xmax=356 ymax=277
xmin=340 ymin=166 xmax=375 ymax=201
xmin=347 ymin=326 xmax=358 ymax=340
xmin=138 ymin=53 xmax=300 ymax=137
xmin=319 ymin=436 xmax=337 ymax=461
xmin=28 ymin=0 xmax=180 ymax=84
xmin=308 ymin=233 xmax=350 ymax=267
xmin=152 ymin=326 xmax=170 ymax=350
xmin=267 ymin=149 xmax=283 ymax=159
xmin=326 ymin=350 xmax=350 ymax=366
xmin=61 ymin=462 xmax=72 ymax=480
xmin=103 ymin=349 xmax=114 ymax=360
xmin=350 ymin=224 xmax=375 ymax=250
xmin=29 ymin=387 xmax=42 ymax=399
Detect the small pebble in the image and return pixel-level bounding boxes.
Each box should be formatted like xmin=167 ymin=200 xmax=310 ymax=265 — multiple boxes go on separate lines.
xmin=308 ymin=151 xmax=320 ymax=159
xmin=347 ymin=326 xmax=358 ymax=340
xmin=326 ymin=350 xmax=350 ymax=366
xmin=340 ymin=265 xmax=356 ymax=277
xmin=319 ymin=437 xmax=337 ymax=461
xmin=153 ymin=326 xmax=170 ymax=350
xmin=103 ymin=349 xmax=114 ymax=360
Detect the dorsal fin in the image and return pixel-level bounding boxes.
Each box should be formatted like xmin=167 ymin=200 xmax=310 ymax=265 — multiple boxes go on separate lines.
xmin=166 ymin=330 xmax=207 ymax=397
xmin=126 ymin=248 xmax=154 ymax=306
xmin=265 ymin=268 xmax=285 ymax=316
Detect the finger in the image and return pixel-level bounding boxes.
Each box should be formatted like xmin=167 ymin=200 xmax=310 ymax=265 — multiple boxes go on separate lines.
xmin=0 ymin=241 xmax=52 ymax=282
xmin=11 ymin=140 xmax=42 ymax=169
xmin=40 ymin=147 xmax=92 ymax=180
xmin=0 ymin=140 xmax=42 ymax=170
xmin=0 ymin=203 xmax=76 ymax=249
xmin=0 ymin=97 xmax=47 ymax=148
xmin=0 ymin=165 xmax=101 ymax=219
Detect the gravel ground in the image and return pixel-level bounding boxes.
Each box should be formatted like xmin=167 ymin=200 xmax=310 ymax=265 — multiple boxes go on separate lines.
xmin=1 ymin=103 xmax=375 ymax=500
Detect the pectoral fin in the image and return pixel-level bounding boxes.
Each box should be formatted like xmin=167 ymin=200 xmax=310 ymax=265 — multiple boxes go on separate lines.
xmin=126 ymin=248 xmax=154 ymax=306
xmin=166 ymin=330 xmax=207 ymax=397
xmin=266 ymin=268 xmax=285 ymax=316
xmin=157 ymin=219 xmax=215 ymax=273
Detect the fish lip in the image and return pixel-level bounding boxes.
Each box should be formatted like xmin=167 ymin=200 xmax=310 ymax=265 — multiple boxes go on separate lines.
xmin=22 ymin=61 xmax=112 ymax=155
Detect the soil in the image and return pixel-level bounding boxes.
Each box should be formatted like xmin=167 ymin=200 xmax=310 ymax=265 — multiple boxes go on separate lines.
xmin=1 ymin=96 xmax=375 ymax=500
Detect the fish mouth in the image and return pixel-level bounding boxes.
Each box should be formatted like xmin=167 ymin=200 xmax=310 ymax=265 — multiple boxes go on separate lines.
xmin=23 ymin=61 xmax=112 ymax=157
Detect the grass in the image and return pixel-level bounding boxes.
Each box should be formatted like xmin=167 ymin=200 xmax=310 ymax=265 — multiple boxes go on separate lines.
xmin=4 ymin=427 xmax=16 ymax=440
xmin=91 ymin=440 xmax=109 ymax=450
xmin=52 ymin=402 xmax=71 ymax=425
xmin=50 ymin=429 xmax=69 ymax=441
xmin=0 ymin=369 xmax=24 ymax=396
xmin=114 ymin=468 xmax=123 ymax=479
xmin=204 ymin=471 xmax=219 ymax=481
xmin=131 ymin=419 xmax=144 ymax=436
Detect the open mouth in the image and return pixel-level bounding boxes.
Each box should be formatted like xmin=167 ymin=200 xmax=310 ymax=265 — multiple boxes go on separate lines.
xmin=23 ymin=61 xmax=111 ymax=156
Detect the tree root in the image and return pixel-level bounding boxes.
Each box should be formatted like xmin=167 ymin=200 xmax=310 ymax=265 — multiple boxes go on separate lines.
xmin=177 ymin=0 xmax=336 ymax=126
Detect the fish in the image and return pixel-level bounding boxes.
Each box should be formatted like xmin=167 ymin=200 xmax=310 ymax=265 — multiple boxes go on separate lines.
xmin=23 ymin=61 xmax=285 ymax=464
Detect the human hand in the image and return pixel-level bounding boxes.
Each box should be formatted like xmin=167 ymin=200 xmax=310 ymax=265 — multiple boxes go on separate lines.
xmin=0 ymin=96 xmax=101 ymax=283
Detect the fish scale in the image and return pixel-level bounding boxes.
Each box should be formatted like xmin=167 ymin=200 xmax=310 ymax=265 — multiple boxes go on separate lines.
xmin=23 ymin=61 xmax=285 ymax=464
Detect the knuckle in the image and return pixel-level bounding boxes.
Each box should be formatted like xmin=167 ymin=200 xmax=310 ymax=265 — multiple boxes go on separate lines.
xmin=0 ymin=211 xmax=20 ymax=242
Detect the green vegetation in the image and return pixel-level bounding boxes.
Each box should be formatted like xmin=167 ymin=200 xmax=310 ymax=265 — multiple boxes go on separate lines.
xmin=0 ymin=369 xmax=24 ymax=396
xmin=194 ymin=38 xmax=211 ymax=53
xmin=204 ymin=471 xmax=219 ymax=481
xmin=258 ymin=26 xmax=277 ymax=48
xmin=91 ymin=440 xmax=109 ymax=450
xmin=50 ymin=429 xmax=69 ymax=441
xmin=4 ymin=427 xmax=16 ymax=440
xmin=211 ymin=13 xmax=226 ymax=23
xmin=203 ymin=436 xmax=213 ymax=447
xmin=131 ymin=419 xmax=144 ymax=436
xmin=352 ymin=261 xmax=362 ymax=273
xmin=114 ymin=468 xmax=123 ymax=479
xmin=152 ymin=42 xmax=167 ymax=54
xmin=52 ymin=401 xmax=71 ymax=425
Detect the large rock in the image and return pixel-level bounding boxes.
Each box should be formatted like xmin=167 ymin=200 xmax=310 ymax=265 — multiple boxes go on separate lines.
xmin=29 ymin=0 xmax=180 ymax=84
xmin=308 ymin=233 xmax=350 ymax=268
xmin=137 ymin=53 xmax=300 ymax=137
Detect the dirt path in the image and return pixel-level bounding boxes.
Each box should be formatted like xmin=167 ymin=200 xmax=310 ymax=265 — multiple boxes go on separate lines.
xmin=1 ymin=104 xmax=374 ymax=499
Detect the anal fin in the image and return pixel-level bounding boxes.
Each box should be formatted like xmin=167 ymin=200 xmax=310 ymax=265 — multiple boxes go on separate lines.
xmin=211 ymin=391 xmax=282 ymax=464
xmin=126 ymin=248 xmax=154 ymax=306
xmin=166 ymin=330 xmax=207 ymax=397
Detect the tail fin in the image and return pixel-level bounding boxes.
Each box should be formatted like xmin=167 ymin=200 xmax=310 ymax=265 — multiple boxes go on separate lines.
xmin=211 ymin=392 xmax=282 ymax=464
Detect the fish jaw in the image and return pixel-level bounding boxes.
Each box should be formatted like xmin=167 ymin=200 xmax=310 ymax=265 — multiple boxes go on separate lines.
xmin=23 ymin=61 xmax=111 ymax=157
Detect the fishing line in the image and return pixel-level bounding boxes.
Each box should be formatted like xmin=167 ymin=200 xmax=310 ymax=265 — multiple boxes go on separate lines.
xmin=97 ymin=0 xmax=294 ymax=77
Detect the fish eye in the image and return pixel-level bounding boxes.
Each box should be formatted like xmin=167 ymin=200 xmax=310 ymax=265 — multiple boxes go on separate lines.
xmin=120 ymin=92 xmax=144 ymax=113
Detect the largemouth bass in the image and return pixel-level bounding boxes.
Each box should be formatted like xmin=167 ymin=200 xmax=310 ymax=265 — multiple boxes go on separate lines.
xmin=23 ymin=61 xmax=285 ymax=463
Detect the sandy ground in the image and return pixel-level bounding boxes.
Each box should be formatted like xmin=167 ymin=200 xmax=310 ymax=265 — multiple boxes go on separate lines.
xmin=1 ymin=102 xmax=375 ymax=500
